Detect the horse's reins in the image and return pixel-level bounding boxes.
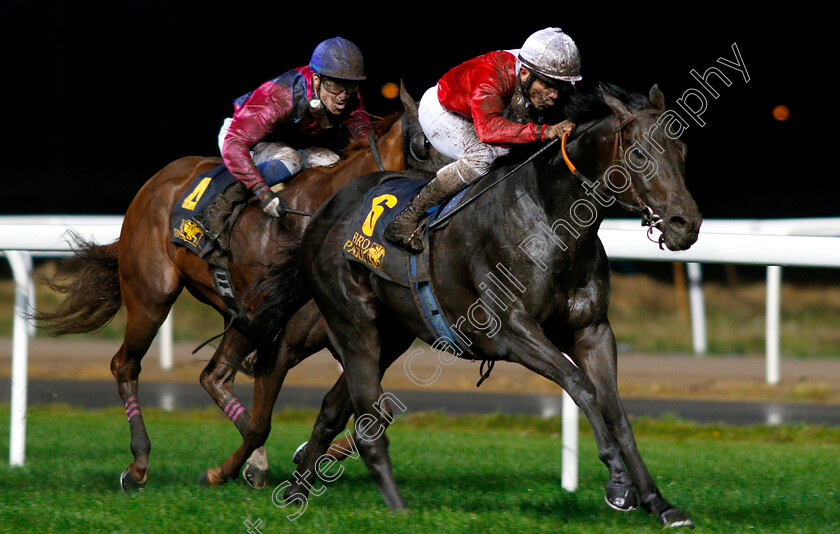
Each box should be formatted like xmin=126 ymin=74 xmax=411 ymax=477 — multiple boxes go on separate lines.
xmin=560 ymin=118 xmax=664 ymax=236
xmin=428 ymin=138 xmax=561 ymax=230
xmin=429 ymin=112 xmax=665 ymax=233
xmin=559 ymin=112 xmax=667 ymax=245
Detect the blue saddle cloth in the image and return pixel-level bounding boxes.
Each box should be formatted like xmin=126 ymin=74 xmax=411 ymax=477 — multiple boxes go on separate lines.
xmin=170 ymin=164 xmax=239 ymax=255
xmin=342 ymin=174 xmax=475 ymax=358
xmin=341 ymin=176 xmax=470 ymax=284
xmin=342 ymin=177 xmax=427 ymax=284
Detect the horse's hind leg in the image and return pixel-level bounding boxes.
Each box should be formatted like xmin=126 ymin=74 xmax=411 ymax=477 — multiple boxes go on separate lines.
xmin=337 ymin=332 xmax=409 ymax=511
xmin=198 ymin=327 xmax=274 ymax=488
xmin=286 ymin=328 xmax=412 ymax=501
xmin=205 ymin=333 xmax=300 ymax=485
xmin=283 ymin=370 xmax=355 ymax=499
xmin=298 ymin=317 xmax=411 ymax=512
xmin=575 ymin=322 xmax=693 ymax=528
xmin=112 ymin=284 xmax=179 ymax=491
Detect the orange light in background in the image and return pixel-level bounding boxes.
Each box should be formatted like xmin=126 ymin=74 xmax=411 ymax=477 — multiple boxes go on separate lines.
xmin=381 ymin=82 xmax=400 ymax=99
xmin=772 ymin=105 xmax=790 ymax=121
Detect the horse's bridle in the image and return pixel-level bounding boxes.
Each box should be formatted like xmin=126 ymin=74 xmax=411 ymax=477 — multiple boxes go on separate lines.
xmin=561 ymin=109 xmax=666 ymax=243
xmin=430 ymin=109 xmax=667 ymax=236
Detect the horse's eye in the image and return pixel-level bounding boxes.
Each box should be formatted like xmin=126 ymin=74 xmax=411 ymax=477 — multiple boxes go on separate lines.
xmin=633 ymin=148 xmax=645 ymax=159
xmin=410 ymin=132 xmax=431 ymax=161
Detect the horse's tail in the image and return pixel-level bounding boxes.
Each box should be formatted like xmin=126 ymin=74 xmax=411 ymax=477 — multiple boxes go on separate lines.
xmin=31 ymin=231 xmax=123 ymax=336
xmin=244 ymin=240 xmax=313 ymax=375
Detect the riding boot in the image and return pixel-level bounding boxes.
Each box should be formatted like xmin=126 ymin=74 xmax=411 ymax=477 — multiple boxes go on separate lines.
xmin=384 ymin=161 xmax=479 ymax=252
xmin=193 ymin=183 xmax=250 ymax=246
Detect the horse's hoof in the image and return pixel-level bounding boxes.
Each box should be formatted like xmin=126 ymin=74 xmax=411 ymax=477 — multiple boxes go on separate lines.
xmin=659 ymin=508 xmax=695 ymax=529
xmin=120 ymin=468 xmax=145 ymax=493
xmin=292 ymin=441 xmax=308 ymax=465
xmin=198 ymin=467 xmax=226 ymax=487
xmin=242 ymin=463 xmax=270 ymax=489
xmin=284 ymin=481 xmax=309 ymax=500
xmin=604 ymin=483 xmax=638 ymax=512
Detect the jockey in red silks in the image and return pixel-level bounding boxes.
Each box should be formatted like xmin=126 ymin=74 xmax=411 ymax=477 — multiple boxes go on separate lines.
xmin=218 ymin=37 xmax=370 ymax=217
xmin=384 ymin=28 xmax=582 ymax=251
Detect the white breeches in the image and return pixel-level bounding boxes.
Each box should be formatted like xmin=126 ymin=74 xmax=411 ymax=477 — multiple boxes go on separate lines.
xmin=417 ymin=85 xmax=510 ymax=179
xmin=217 ymin=117 xmax=340 ymax=174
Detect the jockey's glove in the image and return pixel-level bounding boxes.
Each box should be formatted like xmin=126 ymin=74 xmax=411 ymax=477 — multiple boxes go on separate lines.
xmin=254 ymin=184 xmax=289 ymax=218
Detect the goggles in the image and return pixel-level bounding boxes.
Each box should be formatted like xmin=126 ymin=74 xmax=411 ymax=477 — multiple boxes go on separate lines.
xmin=320 ymin=77 xmax=359 ymax=96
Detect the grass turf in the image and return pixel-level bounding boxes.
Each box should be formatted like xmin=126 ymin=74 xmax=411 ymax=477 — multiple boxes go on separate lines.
xmin=0 ymin=406 xmax=838 ymax=533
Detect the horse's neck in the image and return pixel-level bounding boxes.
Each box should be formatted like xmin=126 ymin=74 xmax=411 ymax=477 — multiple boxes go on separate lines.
xmin=328 ymin=119 xmax=404 ymax=186
xmin=533 ymin=119 xmax=615 ymax=241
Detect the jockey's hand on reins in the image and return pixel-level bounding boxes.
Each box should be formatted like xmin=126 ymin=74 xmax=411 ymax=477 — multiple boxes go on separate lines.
xmin=254 ymin=184 xmax=286 ymax=217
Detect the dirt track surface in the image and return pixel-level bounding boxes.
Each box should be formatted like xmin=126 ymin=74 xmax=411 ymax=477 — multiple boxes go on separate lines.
xmin=3 ymin=338 xmax=839 ymax=404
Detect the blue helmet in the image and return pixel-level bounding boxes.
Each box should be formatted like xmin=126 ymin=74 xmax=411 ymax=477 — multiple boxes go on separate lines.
xmin=310 ymin=37 xmax=366 ymax=81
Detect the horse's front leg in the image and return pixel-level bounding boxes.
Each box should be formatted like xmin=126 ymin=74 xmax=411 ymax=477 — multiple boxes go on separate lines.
xmin=202 ymin=300 xmax=330 ymax=487
xmin=502 ymin=311 xmax=627 ymax=502
xmin=199 ymin=327 xmax=271 ymax=488
xmin=574 ymin=321 xmax=694 ymax=528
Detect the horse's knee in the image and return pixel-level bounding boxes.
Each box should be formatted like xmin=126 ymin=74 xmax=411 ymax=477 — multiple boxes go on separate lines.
xmin=564 ymin=372 xmax=598 ymax=408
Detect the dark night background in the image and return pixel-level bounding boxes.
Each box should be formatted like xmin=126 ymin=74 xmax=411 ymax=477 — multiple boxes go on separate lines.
xmin=0 ymin=3 xmax=831 ymax=220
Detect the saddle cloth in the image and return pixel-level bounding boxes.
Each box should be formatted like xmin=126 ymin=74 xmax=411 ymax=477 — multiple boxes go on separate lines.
xmin=342 ymin=173 xmax=475 ymax=358
xmin=170 ymin=164 xmax=241 ymax=256
xmin=341 ymin=176 xmax=427 ymax=285
xmin=341 ymin=174 xmax=471 ymax=284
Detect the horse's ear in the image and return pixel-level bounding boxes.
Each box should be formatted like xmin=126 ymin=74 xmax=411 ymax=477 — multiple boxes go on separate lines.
xmin=601 ymin=87 xmax=632 ymax=124
xmin=400 ymin=80 xmax=418 ymax=121
xmin=649 ymin=84 xmax=666 ymax=111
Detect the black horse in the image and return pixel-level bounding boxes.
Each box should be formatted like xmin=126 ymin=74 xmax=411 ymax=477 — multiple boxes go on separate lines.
xmin=257 ymin=83 xmax=701 ymax=528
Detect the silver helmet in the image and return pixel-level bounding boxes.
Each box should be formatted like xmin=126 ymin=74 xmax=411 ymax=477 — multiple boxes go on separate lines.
xmin=518 ymin=28 xmax=582 ymax=84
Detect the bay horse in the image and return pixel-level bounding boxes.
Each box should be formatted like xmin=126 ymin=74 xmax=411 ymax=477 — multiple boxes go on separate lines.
xmin=33 ymin=85 xmax=449 ymax=491
xmin=256 ymin=83 xmax=701 ymax=528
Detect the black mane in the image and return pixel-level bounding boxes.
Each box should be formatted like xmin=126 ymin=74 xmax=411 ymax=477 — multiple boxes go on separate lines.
xmin=563 ymin=81 xmax=651 ymax=125
xmin=499 ymin=82 xmax=651 ymax=164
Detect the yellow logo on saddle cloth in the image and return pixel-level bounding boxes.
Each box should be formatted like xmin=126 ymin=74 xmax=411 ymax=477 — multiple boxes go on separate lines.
xmin=343 ymin=193 xmax=397 ymax=270
xmin=173 ymin=218 xmax=204 ymax=247
xmin=343 ymin=231 xmax=387 ymax=269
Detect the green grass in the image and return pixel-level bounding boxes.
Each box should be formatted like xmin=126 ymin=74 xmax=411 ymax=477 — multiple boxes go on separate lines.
xmin=1 ymin=406 xmax=838 ymax=533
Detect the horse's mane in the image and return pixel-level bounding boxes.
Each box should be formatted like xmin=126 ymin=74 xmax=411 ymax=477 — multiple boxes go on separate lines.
xmin=563 ymin=81 xmax=652 ymax=125
xmin=340 ymin=112 xmax=403 ymax=157
xmin=495 ymin=82 xmax=653 ymax=167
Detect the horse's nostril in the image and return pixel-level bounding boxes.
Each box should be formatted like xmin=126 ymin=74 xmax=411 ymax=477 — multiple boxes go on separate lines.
xmin=669 ymin=216 xmax=688 ymax=230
